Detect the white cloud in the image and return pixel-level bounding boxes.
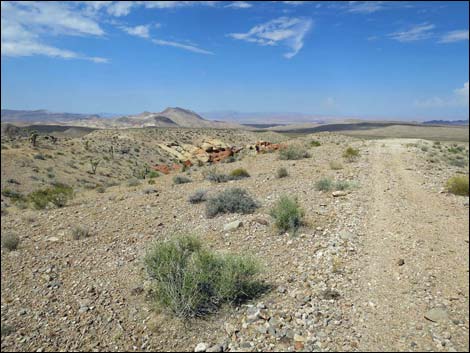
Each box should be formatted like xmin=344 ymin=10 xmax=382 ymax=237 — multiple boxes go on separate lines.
xmin=122 ymin=25 xmax=151 ymax=38
xmin=152 ymin=39 xmax=214 ymax=55
xmin=438 ymin=30 xmax=469 ymax=43
xmin=415 ymin=82 xmax=469 ymax=108
xmin=225 ymin=2 xmax=252 ymax=9
xmin=228 ymin=17 xmax=313 ymax=58
xmin=347 ymin=1 xmax=385 ymax=14
xmin=281 ymin=1 xmax=307 ymax=5
xmin=140 ymin=1 xmax=219 ymax=10
xmin=389 ymin=23 xmax=435 ymax=42
xmin=1 ymin=1 xmax=107 ymax=62
xmin=106 ymin=1 xmax=135 ymax=17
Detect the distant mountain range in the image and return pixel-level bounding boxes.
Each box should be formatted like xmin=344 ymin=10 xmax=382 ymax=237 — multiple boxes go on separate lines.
xmin=1 ymin=108 xmax=245 ymax=130
xmin=422 ymin=119 xmax=469 ymax=126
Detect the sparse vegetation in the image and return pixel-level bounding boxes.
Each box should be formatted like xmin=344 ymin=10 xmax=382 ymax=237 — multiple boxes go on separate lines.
xmin=270 ymin=196 xmax=305 ymax=235
xmin=343 ymin=147 xmax=360 ymax=162
xmin=229 ymin=168 xmax=250 ymax=179
xmin=127 ymin=178 xmax=141 ymax=187
xmin=188 ymin=190 xmax=207 ymax=204
xmin=315 ymin=178 xmax=334 ymax=191
xmin=206 ymin=188 xmax=259 ymax=218
xmin=329 ymin=161 xmax=343 ymax=170
xmin=310 ymin=140 xmax=321 ymax=147
xmin=28 ymin=183 xmax=74 ymax=209
xmin=71 ymin=226 xmax=91 ymax=240
xmin=144 ymin=235 xmax=264 ymax=318
xmin=446 ymin=175 xmax=469 ymax=196
xmin=173 ymin=175 xmax=192 ymax=184
xmin=33 ymin=153 xmax=46 ymax=160
xmin=2 ymin=233 xmax=20 ymax=251
xmin=276 ymin=167 xmax=288 ymax=178
xmin=279 ymin=145 xmax=310 ymax=160
xmin=1 ymin=189 xmax=26 ymax=203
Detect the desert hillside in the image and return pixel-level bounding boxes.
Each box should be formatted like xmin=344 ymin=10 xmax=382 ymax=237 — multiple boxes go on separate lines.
xmin=1 ymin=127 xmax=469 ymax=352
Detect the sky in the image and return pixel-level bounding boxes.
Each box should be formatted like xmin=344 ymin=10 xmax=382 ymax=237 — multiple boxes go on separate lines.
xmin=1 ymin=1 xmax=469 ymax=121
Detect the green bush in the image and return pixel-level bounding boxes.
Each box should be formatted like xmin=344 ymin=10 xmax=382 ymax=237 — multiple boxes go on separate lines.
xmin=446 ymin=176 xmax=469 ymax=196
xmin=343 ymin=147 xmax=360 ymax=162
xmin=310 ymin=140 xmax=321 ymax=147
xmin=270 ymin=196 xmax=304 ymax=235
xmin=276 ymin=167 xmax=288 ymax=178
xmin=329 ymin=161 xmax=343 ymax=170
xmin=173 ymin=175 xmax=192 ymax=184
xmin=315 ymin=178 xmax=333 ymax=191
xmin=28 ymin=183 xmax=73 ymax=209
xmin=148 ymin=170 xmax=160 ymax=179
xmin=1 ymin=189 xmax=26 ymax=203
xmin=205 ymin=170 xmax=232 ymax=183
xmin=279 ymin=145 xmax=310 ymax=160
xmin=335 ymin=180 xmax=356 ymax=191
xmin=144 ymin=235 xmax=263 ymax=318
xmin=206 ymin=188 xmax=259 ymax=218
xmin=188 ymin=190 xmax=207 ymax=204
xmin=230 ymin=168 xmax=250 ymax=179
xmin=72 ymin=226 xmax=90 ymax=240
xmin=2 ymin=233 xmax=19 ymax=251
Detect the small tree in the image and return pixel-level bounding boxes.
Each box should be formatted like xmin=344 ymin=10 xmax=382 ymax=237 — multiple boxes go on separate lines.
xmin=90 ymin=159 xmax=100 ymax=174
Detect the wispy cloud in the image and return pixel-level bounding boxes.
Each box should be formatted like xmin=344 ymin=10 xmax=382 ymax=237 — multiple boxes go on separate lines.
xmin=152 ymin=39 xmax=214 ymax=55
xmin=415 ymin=82 xmax=469 ymax=108
xmin=346 ymin=1 xmax=385 ymax=14
xmin=228 ymin=17 xmax=313 ymax=58
xmin=281 ymin=1 xmax=307 ymax=5
xmin=122 ymin=24 xmax=151 ymax=38
xmin=1 ymin=1 xmax=108 ymax=62
xmin=438 ymin=29 xmax=469 ymax=43
xmin=389 ymin=23 xmax=435 ymax=42
xmin=225 ymin=2 xmax=252 ymax=9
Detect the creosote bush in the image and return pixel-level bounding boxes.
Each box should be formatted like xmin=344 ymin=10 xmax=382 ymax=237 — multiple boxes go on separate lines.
xmin=276 ymin=167 xmax=288 ymax=178
xmin=188 ymin=190 xmax=207 ymax=204
xmin=343 ymin=147 xmax=360 ymax=162
xmin=230 ymin=168 xmax=250 ymax=179
xmin=446 ymin=175 xmax=469 ymax=196
xmin=28 ymin=183 xmax=73 ymax=209
xmin=270 ymin=196 xmax=305 ymax=235
xmin=206 ymin=188 xmax=259 ymax=218
xmin=279 ymin=145 xmax=310 ymax=160
xmin=173 ymin=175 xmax=192 ymax=184
xmin=144 ymin=235 xmax=264 ymax=318
xmin=2 ymin=233 xmax=20 ymax=251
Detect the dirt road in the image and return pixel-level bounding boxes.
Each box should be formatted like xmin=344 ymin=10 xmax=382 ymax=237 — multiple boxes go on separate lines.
xmin=353 ymin=139 xmax=469 ymax=351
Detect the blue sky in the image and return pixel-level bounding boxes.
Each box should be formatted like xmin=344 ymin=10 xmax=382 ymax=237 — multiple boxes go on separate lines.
xmin=1 ymin=1 xmax=469 ymax=120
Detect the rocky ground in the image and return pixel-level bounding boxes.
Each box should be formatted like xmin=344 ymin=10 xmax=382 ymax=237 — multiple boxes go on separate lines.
xmin=1 ymin=132 xmax=469 ymax=352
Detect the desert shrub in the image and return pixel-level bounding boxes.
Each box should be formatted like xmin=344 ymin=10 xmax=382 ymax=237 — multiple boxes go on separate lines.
xmin=279 ymin=145 xmax=310 ymax=160
xmin=96 ymin=186 xmax=106 ymax=193
xmin=144 ymin=235 xmax=263 ymax=318
xmin=343 ymin=147 xmax=360 ymax=162
xmin=315 ymin=178 xmax=333 ymax=191
xmin=270 ymin=196 xmax=304 ymax=235
xmin=143 ymin=187 xmax=158 ymax=194
xmin=329 ymin=160 xmax=343 ymax=170
xmin=33 ymin=153 xmax=46 ymax=160
xmin=205 ymin=171 xmax=232 ymax=183
xmin=188 ymin=190 xmax=207 ymax=204
xmin=310 ymin=140 xmax=321 ymax=147
xmin=1 ymin=323 xmax=15 ymax=336
xmin=448 ymin=158 xmax=468 ymax=168
xmin=173 ymin=175 xmax=192 ymax=184
xmin=28 ymin=183 xmax=73 ymax=209
xmin=224 ymin=156 xmax=237 ymax=163
xmin=71 ymin=226 xmax=90 ymax=240
xmin=446 ymin=176 xmax=469 ymax=196
xmin=230 ymin=168 xmax=250 ymax=179
xmin=127 ymin=178 xmax=141 ymax=187
xmin=206 ymin=188 xmax=259 ymax=218
xmin=421 ymin=146 xmax=429 ymax=152
xmin=1 ymin=189 xmax=26 ymax=203
xmin=335 ymin=180 xmax=356 ymax=191
xmin=148 ymin=170 xmax=159 ymax=179
xmin=276 ymin=167 xmax=288 ymax=178
xmin=148 ymin=179 xmax=156 ymax=185
xmin=2 ymin=233 xmax=19 ymax=251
